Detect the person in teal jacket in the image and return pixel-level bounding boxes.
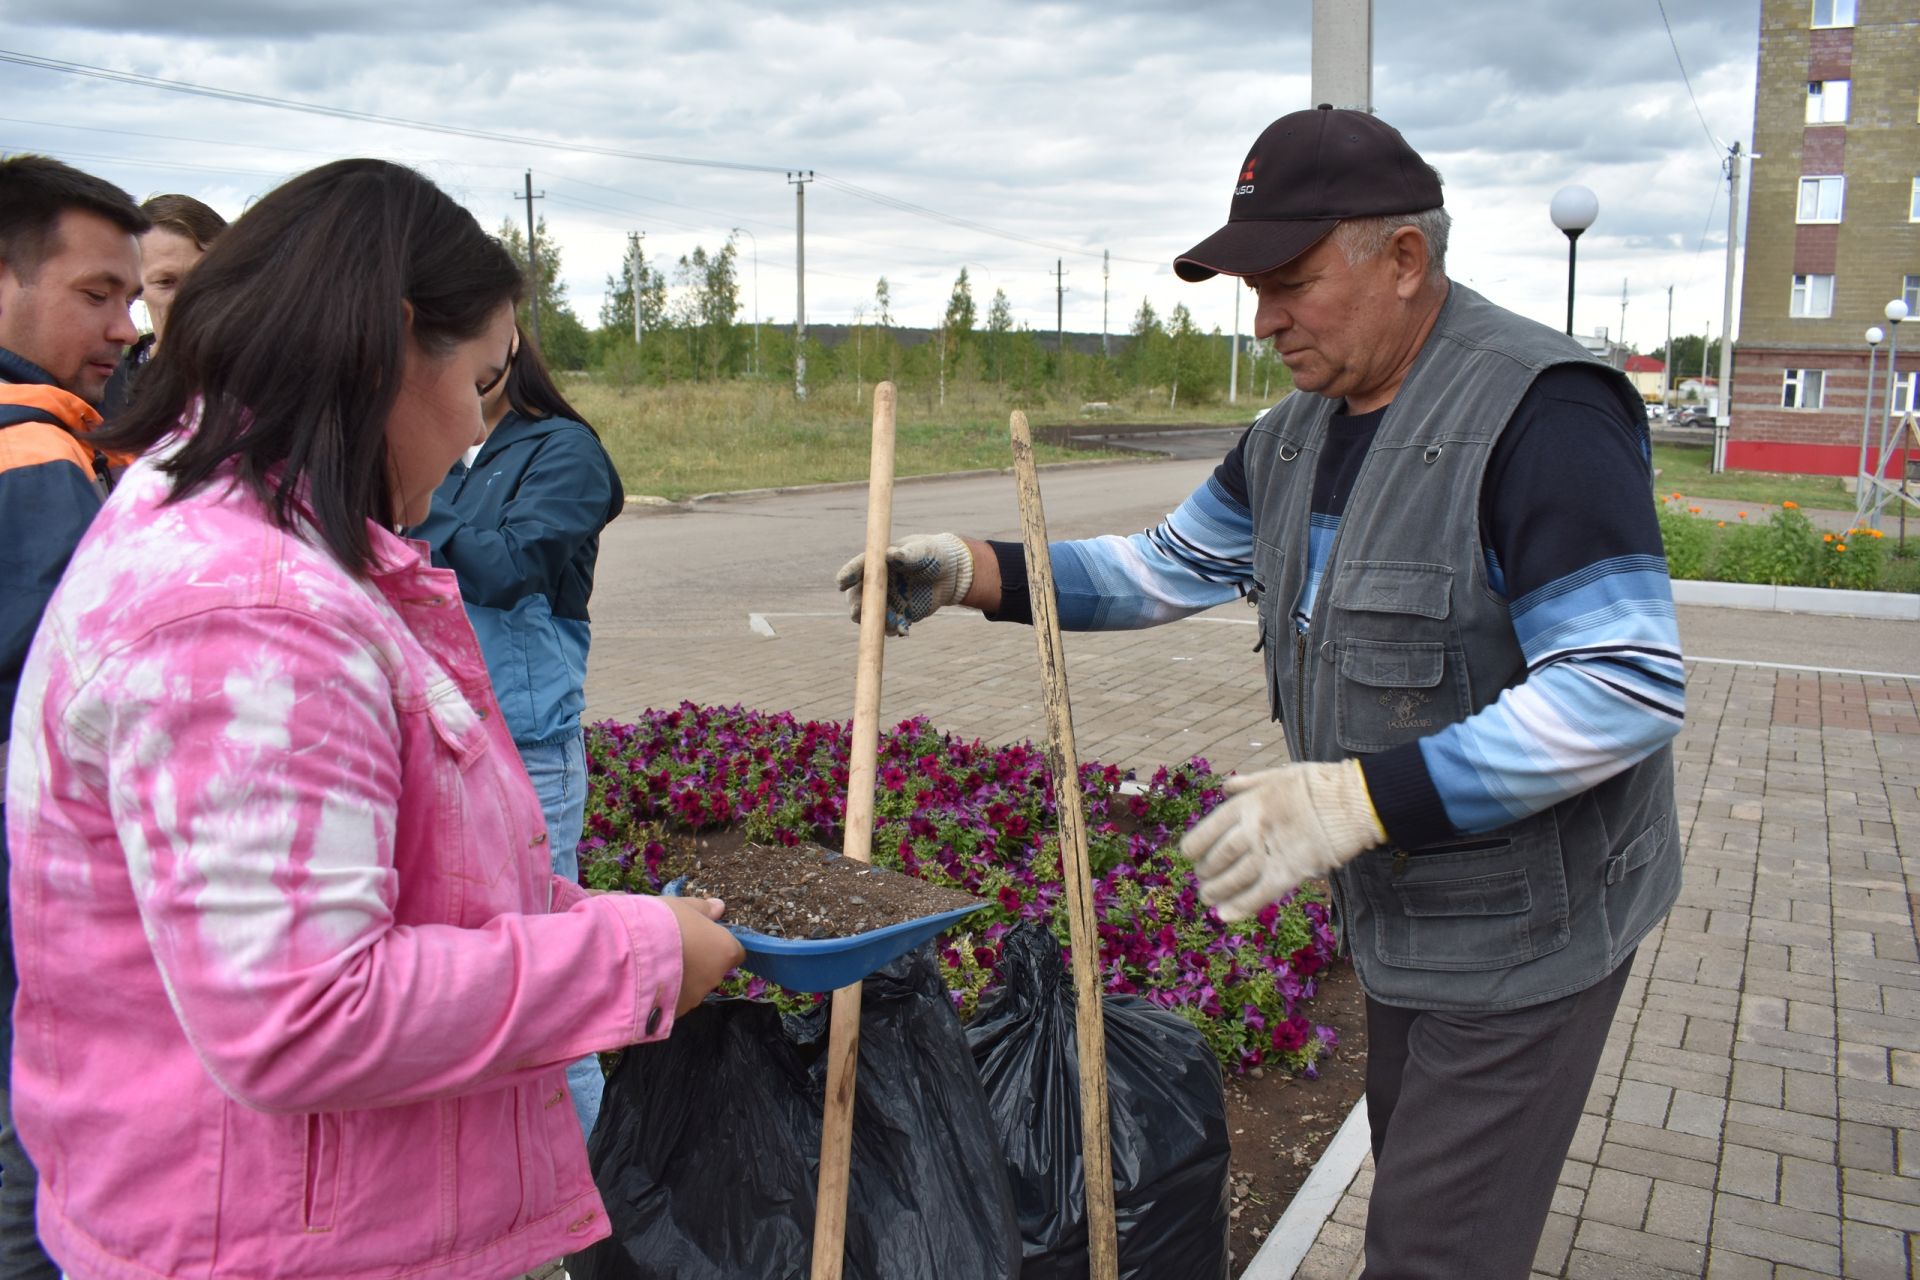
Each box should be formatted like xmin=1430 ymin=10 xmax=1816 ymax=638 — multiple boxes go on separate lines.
xmin=409 ymin=327 xmax=624 ymax=1137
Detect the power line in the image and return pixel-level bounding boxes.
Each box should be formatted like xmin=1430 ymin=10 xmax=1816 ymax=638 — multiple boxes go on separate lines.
xmin=0 ymin=49 xmax=1148 ymax=267
xmin=1653 ymin=0 xmax=1725 ymax=153
xmin=0 ymin=50 xmax=787 ymax=175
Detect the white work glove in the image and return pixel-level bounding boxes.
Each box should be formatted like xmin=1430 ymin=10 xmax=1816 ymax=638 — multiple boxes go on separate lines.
xmin=834 ymin=532 xmax=975 ymax=637
xmin=1180 ymin=760 xmax=1386 ymax=922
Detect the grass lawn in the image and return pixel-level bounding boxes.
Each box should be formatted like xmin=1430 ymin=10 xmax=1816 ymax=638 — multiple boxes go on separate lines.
xmin=566 ymin=377 xmax=1245 ymax=500
xmin=1652 ymin=441 xmax=1854 ymax=508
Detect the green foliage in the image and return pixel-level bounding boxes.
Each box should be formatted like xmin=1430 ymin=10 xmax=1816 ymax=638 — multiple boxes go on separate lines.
xmin=498 ymin=216 xmax=591 ymax=369
xmin=1657 ymin=496 xmax=1909 ymax=592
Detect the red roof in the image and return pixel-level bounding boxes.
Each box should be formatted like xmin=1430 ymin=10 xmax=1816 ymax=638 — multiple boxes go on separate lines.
xmin=1624 ymin=355 xmax=1665 ymax=373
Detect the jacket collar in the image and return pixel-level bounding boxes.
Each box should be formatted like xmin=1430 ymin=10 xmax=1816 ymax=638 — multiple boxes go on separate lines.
xmin=0 ymin=345 xmax=59 ymax=388
xmin=0 ymin=347 xmax=103 ymax=435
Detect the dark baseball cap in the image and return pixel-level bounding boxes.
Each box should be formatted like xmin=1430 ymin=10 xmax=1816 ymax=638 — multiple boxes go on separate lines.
xmin=1174 ymin=105 xmax=1444 ymax=283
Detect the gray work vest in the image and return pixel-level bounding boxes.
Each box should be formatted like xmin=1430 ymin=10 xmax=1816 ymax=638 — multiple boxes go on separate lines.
xmin=1242 ymin=283 xmax=1681 ymax=1011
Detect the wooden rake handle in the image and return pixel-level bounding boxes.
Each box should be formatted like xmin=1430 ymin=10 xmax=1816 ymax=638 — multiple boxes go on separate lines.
xmin=1010 ymin=409 xmax=1120 ymax=1280
xmin=810 ymin=381 xmax=896 ymax=1280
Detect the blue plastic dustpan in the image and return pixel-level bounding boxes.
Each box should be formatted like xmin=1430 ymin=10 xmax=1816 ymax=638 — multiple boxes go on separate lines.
xmin=664 ymin=875 xmax=990 ymax=994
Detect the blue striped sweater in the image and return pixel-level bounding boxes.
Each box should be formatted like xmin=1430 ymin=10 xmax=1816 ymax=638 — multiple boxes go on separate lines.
xmin=987 ymin=365 xmax=1684 ymax=847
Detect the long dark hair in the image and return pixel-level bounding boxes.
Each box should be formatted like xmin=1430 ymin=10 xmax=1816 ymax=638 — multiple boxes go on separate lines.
xmin=96 ymin=159 xmax=522 ymax=575
xmin=503 ymin=327 xmax=593 ymax=433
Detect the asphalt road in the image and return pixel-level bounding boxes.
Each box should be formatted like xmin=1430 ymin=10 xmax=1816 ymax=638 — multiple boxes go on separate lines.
xmin=593 ymin=453 xmax=1918 ymax=677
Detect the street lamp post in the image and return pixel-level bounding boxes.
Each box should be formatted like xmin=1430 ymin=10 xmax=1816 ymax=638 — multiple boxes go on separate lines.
xmin=1855 ymin=325 xmax=1884 ymax=520
xmin=1550 ymin=185 xmax=1599 ymax=337
xmin=1870 ymin=300 xmax=1909 ymax=534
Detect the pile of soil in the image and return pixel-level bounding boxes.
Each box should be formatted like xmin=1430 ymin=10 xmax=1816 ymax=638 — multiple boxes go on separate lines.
xmin=680 ymin=840 xmax=984 ymax=939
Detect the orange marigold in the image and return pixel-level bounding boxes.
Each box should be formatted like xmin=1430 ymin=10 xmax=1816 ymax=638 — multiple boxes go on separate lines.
xmin=1688 ymin=506 xmax=1701 ymax=513
xmin=1782 ymin=500 xmax=1799 ymax=509
xmin=1738 ymin=511 xmax=1747 ymax=519
xmin=1823 ymin=534 xmax=1834 ymax=543
xmin=1836 ymin=543 xmax=1847 ymax=552
xmin=1716 ymin=521 xmax=1726 ymax=528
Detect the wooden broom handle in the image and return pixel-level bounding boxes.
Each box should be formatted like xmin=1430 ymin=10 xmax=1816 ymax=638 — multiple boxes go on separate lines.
xmin=811 ymin=381 xmax=895 ymax=1280
xmin=1010 ymin=409 xmax=1119 ymax=1279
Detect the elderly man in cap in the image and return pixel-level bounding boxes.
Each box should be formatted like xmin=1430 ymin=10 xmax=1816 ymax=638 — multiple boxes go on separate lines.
xmin=838 ymin=106 xmax=1684 ymax=1276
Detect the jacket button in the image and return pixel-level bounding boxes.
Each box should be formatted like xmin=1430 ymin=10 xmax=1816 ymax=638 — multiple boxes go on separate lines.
xmin=645 ymin=1007 xmax=663 ymax=1036
xmin=532 ymin=831 xmax=548 ymax=846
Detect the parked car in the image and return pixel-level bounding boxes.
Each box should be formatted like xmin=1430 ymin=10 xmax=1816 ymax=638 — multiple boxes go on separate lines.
xmin=1671 ymin=406 xmax=1714 ymax=427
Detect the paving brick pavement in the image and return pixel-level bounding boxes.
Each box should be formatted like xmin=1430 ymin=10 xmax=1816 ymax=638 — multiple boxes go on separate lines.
xmin=1288 ymin=662 xmax=1920 ymax=1280
xmin=581 ymin=488 xmax=1920 ymax=1279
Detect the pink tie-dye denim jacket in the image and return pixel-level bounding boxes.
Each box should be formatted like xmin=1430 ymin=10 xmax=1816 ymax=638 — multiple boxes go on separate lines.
xmin=5 ymin=455 xmax=683 ymax=1279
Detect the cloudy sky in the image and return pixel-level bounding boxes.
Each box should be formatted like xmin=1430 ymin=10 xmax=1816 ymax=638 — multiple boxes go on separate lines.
xmin=0 ymin=0 xmax=1762 ymax=354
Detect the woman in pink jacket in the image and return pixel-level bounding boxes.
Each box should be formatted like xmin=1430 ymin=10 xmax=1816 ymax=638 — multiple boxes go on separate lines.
xmin=3 ymin=159 xmax=743 ymax=1279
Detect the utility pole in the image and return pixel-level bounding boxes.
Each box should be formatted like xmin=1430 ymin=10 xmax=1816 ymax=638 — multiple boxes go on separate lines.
xmin=1714 ymin=140 xmax=1745 ymax=473
xmin=1052 ymin=259 xmax=1068 ymax=353
xmin=1230 ymin=282 xmax=1241 ymax=404
xmin=1618 ymin=278 xmax=1628 ymax=357
xmin=1661 ymin=285 xmax=1673 ymax=411
xmin=788 ymin=170 xmax=813 ymax=400
xmin=1101 ymin=249 xmax=1110 ymax=358
xmin=626 ymin=233 xmax=645 ymax=347
xmin=515 ymin=170 xmax=545 ymax=348
xmin=1311 ymin=0 xmax=1373 ymax=110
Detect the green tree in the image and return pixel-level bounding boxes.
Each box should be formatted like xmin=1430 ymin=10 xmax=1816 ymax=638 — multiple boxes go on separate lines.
xmin=670 ymin=235 xmax=742 ymax=381
xmin=1649 ymin=334 xmax=1723 ymax=392
xmin=1123 ymin=297 xmax=1165 ymax=391
xmin=984 ymin=287 xmax=1013 ymax=382
xmin=1165 ymin=303 xmax=1214 ymax=408
xmin=498 ymin=216 xmax=590 ymax=369
xmin=599 ymin=234 xmax=669 ymax=344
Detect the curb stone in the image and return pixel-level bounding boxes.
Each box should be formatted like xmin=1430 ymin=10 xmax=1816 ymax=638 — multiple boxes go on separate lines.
xmin=1240 ymin=1098 xmax=1371 ymax=1279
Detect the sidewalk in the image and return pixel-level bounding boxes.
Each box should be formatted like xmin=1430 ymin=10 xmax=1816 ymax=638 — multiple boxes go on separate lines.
xmin=1292 ymin=658 xmax=1920 ymax=1279
xmin=583 ymin=471 xmax=1920 ymax=1279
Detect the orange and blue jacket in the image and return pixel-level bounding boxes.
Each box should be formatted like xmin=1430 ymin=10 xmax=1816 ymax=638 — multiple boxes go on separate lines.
xmin=1 ymin=346 xmax=110 ymax=745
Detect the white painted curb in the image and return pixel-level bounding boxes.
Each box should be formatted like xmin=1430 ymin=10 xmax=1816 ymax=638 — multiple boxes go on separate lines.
xmin=1240 ymin=1098 xmax=1371 ymax=1280
xmin=1671 ymin=580 xmax=1919 ymax=620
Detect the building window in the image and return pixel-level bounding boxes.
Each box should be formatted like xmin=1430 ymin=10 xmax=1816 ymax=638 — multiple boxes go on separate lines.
xmin=1895 ymin=372 xmax=1916 ymax=417
xmin=1807 ymin=80 xmax=1850 ymax=124
xmin=1911 ymin=176 xmax=1920 ymax=221
xmin=1905 ymin=274 xmax=1920 ymax=312
xmin=1811 ymin=0 xmax=1856 ymax=26
xmin=1782 ymin=369 xmax=1826 ymax=409
xmin=1797 ymin=176 xmax=1845 ymax=222
xmin=1790 ymin=274 xmax=1835 ymax=318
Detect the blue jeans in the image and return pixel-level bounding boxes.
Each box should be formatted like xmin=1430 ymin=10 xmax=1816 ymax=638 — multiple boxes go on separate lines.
xmin=517 ymin=733 xmax=604 ymax=1142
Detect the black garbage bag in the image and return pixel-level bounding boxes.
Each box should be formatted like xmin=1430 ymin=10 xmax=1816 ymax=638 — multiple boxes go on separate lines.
xmin=569 ymin=945 xmax=1021 ymax=1280
xmin=967 ymin=924 xmax=1231 ymax=1279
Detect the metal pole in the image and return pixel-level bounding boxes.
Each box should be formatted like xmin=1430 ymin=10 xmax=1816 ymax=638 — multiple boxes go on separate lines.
xmin=789 ymin=171 xmax=813 ymax=400
xmin=1563 ymin=232 xmax=1580 ymax=336
xmin=1870 ymin=323 xmax=1902 ymax=527
xmin=1855 ymin=341 xmax=1881 ymax=525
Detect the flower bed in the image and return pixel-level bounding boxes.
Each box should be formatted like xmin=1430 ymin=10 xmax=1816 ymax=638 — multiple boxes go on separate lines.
xmin=580 ymin=702 xmax=1339 ymax=1076
xmin=1658 ymin=494 xmax=1919 ymax=592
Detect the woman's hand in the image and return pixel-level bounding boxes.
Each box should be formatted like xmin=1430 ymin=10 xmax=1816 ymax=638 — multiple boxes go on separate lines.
xmin=661 ymin=896 xmax=746 ymax=1015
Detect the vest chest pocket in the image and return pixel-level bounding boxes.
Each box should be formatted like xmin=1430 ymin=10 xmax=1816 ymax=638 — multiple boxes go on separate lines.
xmin=1329 ymin=563 xmax=1470 ymax=753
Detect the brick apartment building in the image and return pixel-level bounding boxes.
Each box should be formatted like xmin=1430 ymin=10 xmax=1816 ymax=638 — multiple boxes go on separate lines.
xmin=1727 ymin=0 xmax=1919 ymax=475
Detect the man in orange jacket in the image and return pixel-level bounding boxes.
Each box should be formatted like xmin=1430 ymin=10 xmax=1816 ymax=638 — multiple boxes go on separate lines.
xmin=0 ymin=154 xmax=147 ymax=1280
